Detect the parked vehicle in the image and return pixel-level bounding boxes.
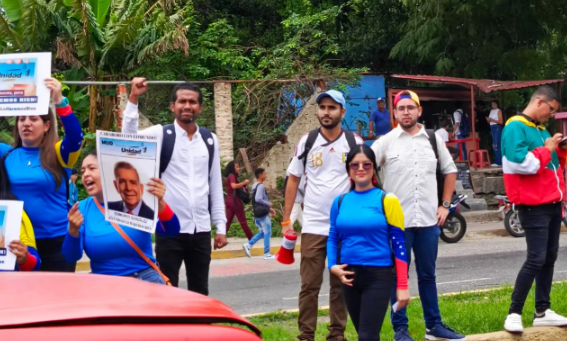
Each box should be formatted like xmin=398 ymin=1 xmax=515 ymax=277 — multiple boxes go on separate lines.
xmin=0 ymin=273 xmax=262 ymax=341
xmin=496 ymin=195 xmax=567 ymax=237
xmin=440 ymin=194 xmax=469 ymax=243
xmin=495 ymin=195 xmax=524 ymax=237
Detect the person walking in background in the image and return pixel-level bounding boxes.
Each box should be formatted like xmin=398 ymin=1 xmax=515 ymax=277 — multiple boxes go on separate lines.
xmin=373 ymin=90 xmax=464 ymax=341
xmin=0 ymin=78 xmax=83 ymax=272
xmin=328 ymin=145 xmax=410 ymax=341
xmin=368 ymin=97 xmax=391 ymax=140
xmin=69 ymin=169 xmax=79 ymax=207
xmin=224 ymin=161 xmax=253 ymax=240
xmin=242 ymin=168 xmax=276 ymax=260
xmin=502 ymin=86 xmax=567 ymax=333
xmin=282 ymin=89 xmax=363 ymax=341
xmin=0 ymin=158 xmax=41 ymax=272
xmin=62 ymin=151 xmax=180 ymax=284
xmin=487 ymin=100 xmax=504 ymax=167
xmin=123 ymin=78 xmax=227 ymax=295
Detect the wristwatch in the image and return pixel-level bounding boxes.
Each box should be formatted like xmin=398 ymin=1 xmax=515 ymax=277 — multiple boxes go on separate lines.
xmin=442 ymin=201 xmax=450 ymax=208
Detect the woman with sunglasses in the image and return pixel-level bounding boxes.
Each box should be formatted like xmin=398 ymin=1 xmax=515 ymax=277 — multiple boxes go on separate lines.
xmin=327 ymin=144 xmax=410 ymax=341
xmin=62 ymin=151 xmax=180 ymax=284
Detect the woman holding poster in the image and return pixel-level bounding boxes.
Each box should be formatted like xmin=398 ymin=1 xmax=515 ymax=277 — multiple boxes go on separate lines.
xmin=0 ymin=77 xmax=83 ymax=272
xmin=0 ymin=158 xmax=41 ymax=271
xmin=62 ymin=152 xmax=180 ymax=284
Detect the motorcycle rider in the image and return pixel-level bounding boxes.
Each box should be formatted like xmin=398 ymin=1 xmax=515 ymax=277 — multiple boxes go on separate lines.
xmin=372 ymin=90 xmax=463 ymax=341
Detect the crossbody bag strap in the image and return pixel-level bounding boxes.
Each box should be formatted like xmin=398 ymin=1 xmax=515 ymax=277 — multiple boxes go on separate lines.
xmin=93 ymin=198 xmax=171 ymax=286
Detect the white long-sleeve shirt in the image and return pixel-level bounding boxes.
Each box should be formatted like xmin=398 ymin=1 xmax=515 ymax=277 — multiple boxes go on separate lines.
xmin=122 ymin=102 xmax=227 ymax=235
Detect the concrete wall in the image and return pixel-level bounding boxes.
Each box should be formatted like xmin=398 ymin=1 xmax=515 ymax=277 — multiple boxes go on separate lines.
xmin=260 ymin=90 xmax=322 ymax=188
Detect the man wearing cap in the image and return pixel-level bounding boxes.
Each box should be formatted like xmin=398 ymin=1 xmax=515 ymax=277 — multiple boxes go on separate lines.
xmin=372 ymin=91 xmax=465 ymax=341
xmin=283 ymin=90 xmax=363 ymax=341
xmin=369 ymin=97 xmax=391 ymax=139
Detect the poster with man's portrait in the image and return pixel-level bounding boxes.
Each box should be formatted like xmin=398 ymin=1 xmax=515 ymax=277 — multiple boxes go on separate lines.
xmin=96 ymin=131 xmax=160 ymax=233
xmin=0 ymin=200 xmax=23 ymax=270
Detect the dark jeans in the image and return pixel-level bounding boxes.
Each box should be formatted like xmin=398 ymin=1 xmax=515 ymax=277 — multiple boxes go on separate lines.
xmin=390 ymin=226 xmax=442 ymax=331
xmin=509 ymin=203 xmax=562 ymax=314
xmin=342 ymin=266 xmax=394 ymax=341
xmin=155 ymin=232 xmax=212 ymax=295
xmin=490 ymin=125 xmax=503 ymax=165
xmin=457 ymin=134 xmax=467 ymax=160
xmin=36 ymin=235 xmax=76 ymax=272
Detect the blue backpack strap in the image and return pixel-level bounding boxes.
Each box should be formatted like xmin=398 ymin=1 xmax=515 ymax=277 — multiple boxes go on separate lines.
xmin=160 ymin=124 xmax=176 ymax=177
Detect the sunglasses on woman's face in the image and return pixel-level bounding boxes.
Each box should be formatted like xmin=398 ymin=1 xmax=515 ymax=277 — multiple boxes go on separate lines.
xmin=349 ymin=162 xmax=373 ymax=171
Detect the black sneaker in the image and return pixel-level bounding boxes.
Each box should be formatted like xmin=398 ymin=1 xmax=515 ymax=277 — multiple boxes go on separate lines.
xmin=425 ymin=324 xmax=466 ymax=340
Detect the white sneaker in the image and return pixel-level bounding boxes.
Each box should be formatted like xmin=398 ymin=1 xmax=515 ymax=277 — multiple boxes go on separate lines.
xmin=533 ymin=309 xmax=567 ymax=327
xmin=242 ymin=244 xmax=251 ymax=258
xmin=491 ymin=163 xmax=499 ymax=167
xmin=263 ymin=253 xmax=276 ymax=260
xmin=504 ymin=313 xmax=524 ymax=333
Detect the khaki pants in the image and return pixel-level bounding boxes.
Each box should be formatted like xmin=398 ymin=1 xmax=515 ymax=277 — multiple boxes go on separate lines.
xmin=298 ymin=233 xmax=347 ymax=341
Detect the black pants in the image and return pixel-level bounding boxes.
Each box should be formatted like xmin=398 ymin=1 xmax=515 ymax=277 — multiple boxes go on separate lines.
xmin=342 ymin=266 xmax=394 ymax=341
xmin=155 ymin=232 xmax=212 ymax=295
xmin=509 ymin=203 xmax=562 ymax=314
xmin=36 ymin=235 xmax=76 ymax=272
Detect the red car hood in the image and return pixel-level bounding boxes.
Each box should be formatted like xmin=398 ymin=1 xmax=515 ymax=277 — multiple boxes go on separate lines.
xmin=0 ymin=272 xmax=260 ymax=335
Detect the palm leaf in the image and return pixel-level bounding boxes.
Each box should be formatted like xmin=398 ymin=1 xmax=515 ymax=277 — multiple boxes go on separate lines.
xmin=18 ymin=0 xmax=50 ymax=51
xmin=68 ymin=0 xmax=104 ymax=76
xmin=88 ymin=0 xmax=110 ymax=27
xmin=1 ymin=0 xmax=24 ymax=22
xmin=0 ymin=9 xmax=23 ymax=51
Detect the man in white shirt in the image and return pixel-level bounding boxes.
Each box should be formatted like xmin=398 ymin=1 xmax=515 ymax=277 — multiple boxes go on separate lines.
xmin=282 ymin=90 xmax=363 ymax=341
xmin=453 ymin=102 xmax=467 ymax=160
xmin=122 ymin=78 xmax=227 ymax=295
xmin=372 ymin=90 xmax=464 ymax=341
xmin=436 ymin=119 xmax=459 ymax=160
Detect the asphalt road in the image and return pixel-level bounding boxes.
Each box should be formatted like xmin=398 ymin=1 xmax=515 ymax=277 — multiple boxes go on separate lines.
xmin=178 ymin=233 xmax=567 ymax=315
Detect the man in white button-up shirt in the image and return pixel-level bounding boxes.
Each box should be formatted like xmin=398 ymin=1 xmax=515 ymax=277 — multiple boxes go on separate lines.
xmin=121 ymin=78 xmax=227 ymax=296
xmin=372 ymin=90 xmax=464 ymax=341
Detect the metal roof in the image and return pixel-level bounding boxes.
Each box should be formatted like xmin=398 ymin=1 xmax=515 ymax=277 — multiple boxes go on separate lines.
xmin=392 ymin=75 xmax=564 ymax=93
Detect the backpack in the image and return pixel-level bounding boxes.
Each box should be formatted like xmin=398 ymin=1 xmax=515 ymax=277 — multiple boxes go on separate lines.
xmin=456 ymin=109 xmax=470 ymax=138
xmin=298 ymin=128 xmax=358 ymax=168
xmin=251 ymin=184 xmax=271 ymax=218
xmin=231 ymin=177 xmax=251 ymax=205
xmin=426 ymin=129 xmax=447 ymax=206
xmin=160 ymin=124 xmax=215 ymax=211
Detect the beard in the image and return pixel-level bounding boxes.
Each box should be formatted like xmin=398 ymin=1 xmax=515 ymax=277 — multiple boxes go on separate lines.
xmin=175 ymin=110 xmax=201 ymax=124
xmin=399 ymin=117 xmax=418 ymax=130
xmin=318 ymin=115 xmax=342 ymax=129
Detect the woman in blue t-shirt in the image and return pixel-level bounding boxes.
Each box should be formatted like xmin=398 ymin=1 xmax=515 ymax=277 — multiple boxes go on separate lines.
xmin=0 ymin=78 xmax=83 ymax=272
xmin=62 ymin=151 xmax=180 ymax=284
xmin=327 ymin=144 xmax=410 ymax=341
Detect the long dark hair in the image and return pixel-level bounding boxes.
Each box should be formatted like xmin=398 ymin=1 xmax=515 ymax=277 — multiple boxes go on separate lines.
xmin=344 ymin=144 xmax=382 ymax=191
xmin=14 ymin=109 xmax=65 ymax=190
xmin=0 ymin=158 xmax=17 ymax=200
xmin=223 ymin=160 xmax=239 ymax=179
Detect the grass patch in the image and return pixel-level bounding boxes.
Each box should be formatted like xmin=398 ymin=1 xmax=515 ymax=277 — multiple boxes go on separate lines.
xmin=248 ymin=282 xmax=567 ymax=341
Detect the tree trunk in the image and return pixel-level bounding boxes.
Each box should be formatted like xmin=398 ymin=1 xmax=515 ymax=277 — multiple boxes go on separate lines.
xmin=89 ymin=85 xmax=98 ymax=132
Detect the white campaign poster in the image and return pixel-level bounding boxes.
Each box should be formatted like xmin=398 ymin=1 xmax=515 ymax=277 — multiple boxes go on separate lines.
xmin=96 ymin=131 xmax=160 ymax=233
xmin=0 ymin=200 xmax=24 ymax=270
xmin=0 ymin=52 xmax=52 ymax=116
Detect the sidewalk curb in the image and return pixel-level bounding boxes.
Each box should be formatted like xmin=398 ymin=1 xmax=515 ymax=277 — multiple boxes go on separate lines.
xmin=75 ymin=244 xmax=301 ymax=272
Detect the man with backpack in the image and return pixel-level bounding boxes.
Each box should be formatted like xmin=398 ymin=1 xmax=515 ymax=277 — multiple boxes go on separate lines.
xmin=121 ymin=78 xmax=227 ymax=295
xmin=282 ymin=89 xmax=363 ymax=341
xmin=453 ymin=101 xmax=470 ymax=160
xmin=372 ymin=90 xmax=464 ymax=341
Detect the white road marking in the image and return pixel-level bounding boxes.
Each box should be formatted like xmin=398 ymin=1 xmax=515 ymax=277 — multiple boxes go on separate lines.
xmin=437 ymin=278 xmax=492 ymax=285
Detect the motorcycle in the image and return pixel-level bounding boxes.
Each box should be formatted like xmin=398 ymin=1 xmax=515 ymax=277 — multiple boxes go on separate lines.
xmin=495 ymin=195 xmax=524 ymax=237
xmin=440 ymin=194 xmax=469 ymax=243
xmin=496 ymin=195 xmax=567 ymax=237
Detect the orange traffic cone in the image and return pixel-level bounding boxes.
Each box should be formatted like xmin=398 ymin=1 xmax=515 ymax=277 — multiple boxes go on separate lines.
xmin=276 ymin=230 xmax=297 ymax=265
